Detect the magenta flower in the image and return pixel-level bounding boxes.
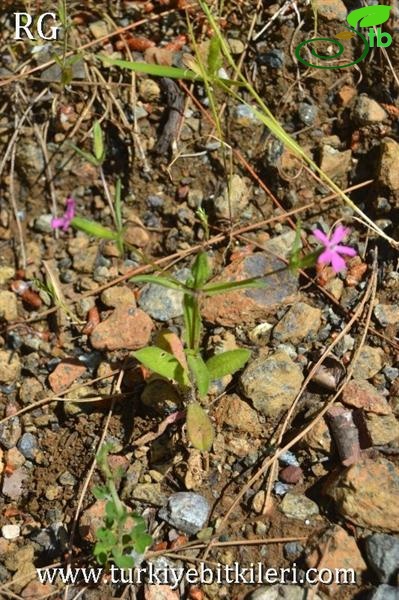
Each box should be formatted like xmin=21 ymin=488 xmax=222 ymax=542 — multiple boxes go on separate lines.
xmin=51 ymin=197 xmax=76 ymax=231
xmin=312 ymin=226 xmax=357 ymax=273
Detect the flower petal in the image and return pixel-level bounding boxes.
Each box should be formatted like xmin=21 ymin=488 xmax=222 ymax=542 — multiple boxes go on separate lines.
xmin=330 ymin=225 xmax=349 ymax=245
xmin=335 ymin=245 xmax=357 ymax=256
xmin=51 ymin=217 xmax=67 ymax=230
xmin=312 ymin=229 xmax=330 ymax=246
xmin=331 ymin=253 xmax=346 ymax=273
xmin=317 ymin=249 xmax=335 ymax=265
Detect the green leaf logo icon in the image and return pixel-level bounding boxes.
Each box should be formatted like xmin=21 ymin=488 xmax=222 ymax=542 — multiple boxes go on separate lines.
xmin=347 ymin=5 xmax=391 ymax=29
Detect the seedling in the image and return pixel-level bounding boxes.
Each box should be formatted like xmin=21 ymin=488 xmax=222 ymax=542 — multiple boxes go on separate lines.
xmin=93 ymin=443 xmax=152 ymax=569
xmin=131 ymin=251 xmax=265 ymax=451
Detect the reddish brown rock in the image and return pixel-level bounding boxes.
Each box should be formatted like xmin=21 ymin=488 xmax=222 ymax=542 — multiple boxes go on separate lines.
xmin=22 ymin=581 xmax=55 ymax=599
xmin=201 ymin=252 xmax=298 ymax=327
xmin=91 ymin=305 xmax=154 ymax=351
xmin=342 ymin=379 xmax=391 ymax=415
xmin=324 ymin=456 xmax=399 ymax=532
xmin=306 ymin=525 xmax=367 ymax=595
xmin=48 ymin=359 xmax=87 ymax=394
xmin=279 ymin=465 xmax=303 ymax=484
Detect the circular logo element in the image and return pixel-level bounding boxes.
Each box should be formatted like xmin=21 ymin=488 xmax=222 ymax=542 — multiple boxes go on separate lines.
xmin=295 ymin=27 xmax=370 ymax=69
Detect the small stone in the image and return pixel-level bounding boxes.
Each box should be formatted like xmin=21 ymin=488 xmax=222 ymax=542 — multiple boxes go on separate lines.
xmin=353 ymin=95 xmax=387 ymax=124
xmin=6 ymin=447 xmax=25 ymax=469
xmin=101 ymin=286 xmax=136 ymax=308
xmin=45 ymin=485 xmax=61 ymax=501
xmin=91 ymin=305 xmax=154 ymax=350
xmin=202 ymin=252 xmax=298 ymax=327
xmin=252 ymin=490 xmax=266 ymax=514
xmin=298 ymin=103 xmax=318 ymax=126
xmin=279 ymin=465 xmax=303 ymax=484
xmin=141 ymin=380 xmax=182 ymax=416
xmin=33 ymin=214 xmax=53 ymax=233
xmin=17 ymin=433 xmax=38 ymax=460
xmin=228 ymin=38 xmax=245 ymax=54
xmin=247 ymin=586 xmax=323 ymax=600
xmin=284 ymin=541 xmax=304 ymax=561
xmin=273 ymin=302 xmax=322 ymax=344
xmin=138 ymin=268 xmax=190 ymax=322
xmin=124 ymin=223 xmax=150 ymax=248
xmin=259 ymin=48 xmax=284 ymax=69
xmin=131 ymin=483 xmax=166 ymax=506
xmin=368 ymin=585 xmax=399 ymax=600
xmin=0 ymin=417 xmax=22 ymax=449
xmin=324 ymin=455 xmax=399 ymax=532
xmin=139 ymin=79 xmax=161 ymax=102
xmin=365 ymin=533 xmax=399 ymax=584
xmin=0 ymin=350 xmax=21 ymax=384
xmin=342 ymin=380 xmax=391 ymax=414
xmin=374 ymin=303 xmax=399 ymax=327
xmin=59 ymin=471 xmax=76 ymax=486
xmin=89 ymin=20 xmax=108 ymax=39
xmin=315 ymin=0 xmax=347 ymax=20
xmin=68 ymin=236 xmax=98 ymax=273
xmin=280 ymin=493 xmax=319 ymax=521
xmin=306 ymin=525 xmax=366 ymax=593
xmin=2 ymin=467 xmax=28 ymax=499
xmin=158 ymin=492 xmax=210 ymax=535
xmin=240 ymin=350 xmax=304 ymax=418
xmin=214 ymin=393 xmax=262 ymax=434
xmin=0 ymin=291 xmax=18 ymax=322
xmin=305 ymin=417 xmax=332 ymax=453
xmin=365 ymin=413 xmax=399 ymax=445
xmin=0 ymin=266 xmax=15 ymax=285
xmin=48 ymin=359 xmax=87 ymax=394
xmin=1 ymin=524 xmax=20 ymax=540
xmin=234 ymin=104 xmax=261 ymax=128
xmin=214 ymin=174 xmax=250 ymax=220
xmin=338 ymin=84 xmax=357 ymax=106
xmin=21 ymin=581 xmax=54 ymax=599
xmin=352 ymin=345 xmax=384 ymax=380
xmin=320 ymin=145 xmax=352 ymax=181
xmin=378 ymin=138 xmax=399 ymax=193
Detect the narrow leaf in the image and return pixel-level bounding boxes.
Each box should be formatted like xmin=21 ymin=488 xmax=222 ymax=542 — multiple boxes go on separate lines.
xmin=191 ymin=252 xmax=212 ymax=289
xmin=130 ymin=274 xmax=185 ymax=291
xmin=206 ymin=349 xmax=251 ymax=380
xmin=71 ymin=216 xmax=118 ymax=240
xmin=99 ymin=55 xmax=201 ymax=80
xmin=183 ymin=293 xmax=201 ymax=351
xmin=187 ymin=353 xmax=210 ymax=398
xmin=69 ymin=142 xmax=99 ymax=167
xmin=186 ymin=402 xmax=214 ymax=452
xmin=93 ymin=120 xmax=105 ymax=163
xmin=132 ymin=347 xmax=189 ymax=386
xmin=203 ymin=277 xmax=266 ymax=295
xmin=207 ymin=35 xmax=222 ymax=77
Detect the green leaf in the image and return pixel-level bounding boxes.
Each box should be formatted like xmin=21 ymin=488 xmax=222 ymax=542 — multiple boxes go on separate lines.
xmin=69 ymin=142 xmax=100 ymax=167
xmin=114 ymin=177 xmax=123 ymax=233
xmin=112 ymin=551 xmax=134 ymax=570
xmin=130 ymin=274 xmax=185 ymax=291
xmin=93 ymin=542 xmax=109 ymax=565
xmin=183 ymin=293 xmax=201 ymax=351
xmin=191 ymin=252 xmax=212 ymax=289
xmin=134 ymin=533 xmax=153 ymax=554
xmin=71 ymin=216 xmax=118 ymax=240
xmin=132 ymin=347 xmax=189 ymax=386
xmin=96 ymin=528 xmax=117 ymax=547
xmin=105 ymin=500 xmax=119 ymax=521
xmin=99 ymin=55 xmax=201 ymax=80
xmin=203 ymin=277 xmax=266 ymax=295
xmin=207 ymin=35 xmax=222 ymax=78
xmin=92 ymin=485 xmax=110 ymax=500
xmin=346 ymin=5 xmax=391 ymax=28
xmin=187 ymin=353 xmax=210 ymax=397
xmin=206 ymin=349 xmax=251 ymax=380
xmin=93 ymin=120 xmax=105 ymax=164
xmin=186 ymin=402 xmax=214 ymax=452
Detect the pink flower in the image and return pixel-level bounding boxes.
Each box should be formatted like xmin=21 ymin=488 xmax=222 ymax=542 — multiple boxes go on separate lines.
xmin=51 ymin=197 xmax=76 ymax=231
xmin=312 ymin=226 xmax=357 ymax=273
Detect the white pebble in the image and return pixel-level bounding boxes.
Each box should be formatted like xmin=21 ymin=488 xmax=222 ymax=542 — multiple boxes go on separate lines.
xmin=2 ymin=524 xmax=20 ymax=540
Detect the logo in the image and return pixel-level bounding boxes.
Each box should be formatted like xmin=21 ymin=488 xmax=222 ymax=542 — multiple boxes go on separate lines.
xmin=295 ymin=4 xmax=392 ymax=69
xmin=14 ymin=12 xmax=60 ymax=41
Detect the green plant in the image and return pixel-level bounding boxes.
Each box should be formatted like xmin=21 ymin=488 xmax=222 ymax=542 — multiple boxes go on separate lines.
xmin=93 ymin=443 xmax=152 ymax=569
xmin=131 ymin=251 xmax=264 ymax=451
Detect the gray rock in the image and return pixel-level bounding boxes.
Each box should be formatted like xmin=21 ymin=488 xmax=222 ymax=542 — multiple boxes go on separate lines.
xmin=159 ymin=492 xmax=210 ymax=534
xmin=240 ymin=350 xmax=304 ymax=417
xmin=247 ymin=585 xmax=323 ymax=600
xmin=259 ymin=49 xmax=284 ymax=69
xmin=352 ymin=345 xmax=384 ymax=380
xmin=374 ymin=304 xmax=399 ymax=327
xmin=353 ymin=95 xmax=387 ymax=125
xmin=214 ymin=174 xmax=250 ymax=220
xmin=365 ymin=533 xmax=399 ymax=583
xmin=279 ymin=492 xmax=319 ymax=521
xmin=138 ymin=268 xmax=190 ymax=321
xmin=273 ymin=302 xmax=322 ymax=344
xmin=0 ymin=417 xmax=21 ymax=449
xmin=298 ymin=103 xmax=318 ymax=126
xmin=17 ymin=432 xmax=37 ymax=459
xmin=368 ymin=585 xmax=399 ymax=600
xmin=2 ymin=467 xmax=28 ymax=499
xmin=234 ymin=104 xmax=262 ymax=128
xmin=34 ymin=213 xmax=54 ymax=233
xmin=284 ymin=541 xmax=304 ymax=560
xmin=0 ymin=350 xmax=21 ymax=384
